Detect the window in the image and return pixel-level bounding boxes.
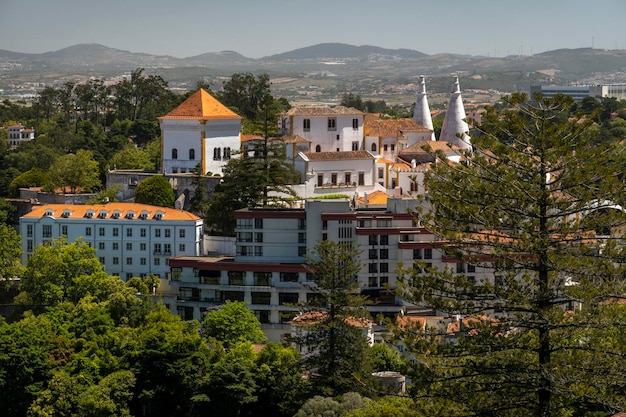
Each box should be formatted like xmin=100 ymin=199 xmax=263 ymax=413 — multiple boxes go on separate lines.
xmin=126 ymin=257 xmax=133 ymax=265
xmin=140 ymin=243 xmax=146 ymax=251
xmin=369 ymin=263 xmax=378 ymax=273
xmin=213 ymin=147 xmax=221 ymax=160
xmin=126 ymin=243 xmax=132 ymax=251
xmin=253 ymin=272 xmax=272 ymax=286
xmin=27 ymin=240 xmax=33 ymax=252
xmin=126 ymin=228 xmax=132 ymax=237
xmin=358 ymin=172 xmax=365 ymax=186
xmin=254 ymin=246 xmax=263 ymax=256
xmin=224 ymin=147 xmax=231 ymax=159
xmin=141 ymin=228 xmax=146 ymax=237
xmin=179 ymin=229 xmax=186 ymax=238
xmin=371 ymin=143 xmax=377 ymax=152
xmin=298 ymin=246 xmax=306 ymax=256
xmin=279 ymin=293 xmax=298 ymax=305
xmin=112 ymin=242 xmax=119 ymax=251
xmin=85 ymin=227 xmax=92 ymax=236
xmin=298 ymin=219 xmax=306 ymax=230
xmin=345 ymin=172 xmax=351 ymax=184
xmin=317 ymin=174 xmax=324 ymax=187
xmin=369 ymin=249 xmax=378 ymax=259
xmin=179 ymin=244 xmax=186 ymax=252
xmin=327 ymin=117 xmax=336 ymax=131
xmin=298 ymin=232 xmax=306 ymax=244
xmin=155 ymin=229 xmax=161 ymax=237
xmin=255 ymin=218 xmax=263 ymax=229
xmin=424 ymin=248 xmax=433 ymax=259
xmin=154 ymin=243 xmax=162 ymax=254
xmin=238 ymin=232 xmax=253 ymax=242
xmin=380 ymin=263 xmax=389 ymax=273
xmin=27 ymin=224 xmax=33 ymax=237
xmin=331 ymin=173 xmax=337 ymax=185
xmin=369 ymin=235 xmax=378 ymax=245
xmin=252 ymin=292 xmax=271 ymax=305
xmin=113 ymin=228 xmax=119 ymax=237
xmin=380 ymin=249 xmax=389 ymax=259
xmin=413 ymin=249 xmax=422 ymax=259
xmin=255 ymin=233 xmax=263 ymax=243
xmin=377 ymin=218 xmax=391 ymax=227
xmin=352 ymin=118 xmax=359 ymax=129
xmin=140 ymin=258 xmax=147 ymax=265
xmin=113 ymin=257 xmax=119 ymax=265
xmin=99 ymin=227 xmax=105 ymax=236
xmin=99 ymin=256 xmax=105 ymax=264
xmin=164 ymin=243 xmax=171 ymax=255
xmin=315 ymin=144 xmax=321 ymax=152
xmin=383 ymin=144 xmax=388 ymax=152
xmin=456 ymin=263 xmax=465 ymax=273
xmin=468 ymin=264 xmax=476 ymax=273
xmin=189 ymin=148 xmax=195 ymax=160
xmin=154 ymin=258 xmax=160 ymax=266
xmin=303 ymin=118 xmax=311 ymax=131
xmin=165 ymin=229 xmax=171 ymax=238
xmin=352 ymin=141 xmax=359 ymax=151
xmin=42 ymin=225 xmax=52 ymax=238
xmin=410 ymin=181 xmax=419 ymax=192
xmin=99 ymin=242 xmax=105 ymax=250
xmin=378 ymin=167 xmax=384 ymax=179
xmin=236 ymin=218 xmax=253 ymax=229
xmin=369 ymin=277 xmax=378 ymax=287
xmin=380 ymin=235 xmax=389 ymax=245
xmin=380 ymin=276 xmax=389 ymax=286
xmin=280 ymin=272 xmax=299 ymax=282
xmin=228 ymin=271 xmax=245 ymax=285
xmin=172 ymin=148 xmax=178 ymax=159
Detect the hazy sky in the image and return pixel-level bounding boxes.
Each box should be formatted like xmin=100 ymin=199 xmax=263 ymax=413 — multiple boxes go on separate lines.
xmin=1 ymin=0 xmax=625 ymax=58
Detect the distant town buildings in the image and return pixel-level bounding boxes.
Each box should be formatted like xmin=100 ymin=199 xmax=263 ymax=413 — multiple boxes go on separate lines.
xmin=530 ymin=84 xmax=626 ymax=101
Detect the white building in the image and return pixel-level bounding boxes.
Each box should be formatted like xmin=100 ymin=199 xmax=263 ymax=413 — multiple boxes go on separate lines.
xmin=7 ymin=123 xmax=35 ymax=147
xmin=162 ymin=197 xmax=497 ymax=341
xmin=279 ymin=106 xmax=364 ymax=153
xmin=20 ymin=202 xmax=204 ymax=281
xmin=159 ymin=88 xmax=242 ymax=176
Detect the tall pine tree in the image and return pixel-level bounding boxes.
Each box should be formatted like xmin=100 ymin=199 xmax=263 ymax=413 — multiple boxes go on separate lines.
xmin=398 ymin=93 xmax=626 ymax=416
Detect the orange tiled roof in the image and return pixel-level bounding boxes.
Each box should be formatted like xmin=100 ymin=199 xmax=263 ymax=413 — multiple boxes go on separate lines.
xmin=364 ymin=118 xmax=431 ymax=137
xmin=282 ymin=135 xmax=311 ymax=144
xmin=22 ymin=202 xmax=201 ymax=221
xmin=160 ymin=89 xmax=241 ymax=121
xmin=357 ymin=190 xmax=391 ymax=205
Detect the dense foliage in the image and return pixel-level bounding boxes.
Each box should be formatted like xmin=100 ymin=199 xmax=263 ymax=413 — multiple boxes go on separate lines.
xmin=398 ymin=93 xmax=626 ymax=416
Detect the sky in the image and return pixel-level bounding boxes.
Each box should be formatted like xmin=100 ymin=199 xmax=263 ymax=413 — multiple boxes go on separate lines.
xmin=1 ymin=0 xmax=625 ymax=59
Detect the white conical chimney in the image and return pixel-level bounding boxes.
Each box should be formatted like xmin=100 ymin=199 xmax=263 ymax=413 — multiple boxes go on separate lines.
xmin=439 ymin=76 xmax=471 ymax=150
xmin=413 ymin=75 xmax=435 ymax=141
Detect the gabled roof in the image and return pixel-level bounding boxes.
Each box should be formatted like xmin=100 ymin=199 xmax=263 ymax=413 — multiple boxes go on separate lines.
xmin=357 ymin=190 xmax=392 ymax=205
xmin=160 ymin=89 xmax=241 ymax=121
xmin=363 ymin=117 xmax=431 ymax=137
xmin=282 ymin=135 xmax=311 ymax=144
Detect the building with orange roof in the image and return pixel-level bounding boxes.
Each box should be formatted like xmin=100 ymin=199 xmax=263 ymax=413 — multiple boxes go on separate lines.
xmin=20 ymin=202 xmax=204 ymax=282
xmin=158 ymin=88 xmax=241 ymax=176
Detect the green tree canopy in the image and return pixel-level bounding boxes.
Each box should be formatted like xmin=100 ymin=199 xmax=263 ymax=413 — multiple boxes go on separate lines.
xmin=109 ymin=144 xmax=155 ymax=170
xmin=133 ymin=175 xmax=175 ymax=207
xmin=398 ymin=93 xmax=626 ymax=416
xmin=47 ymin=149 xmax=101 ymax=193
xmin=201 ymin=300 xmax=266 ymax=345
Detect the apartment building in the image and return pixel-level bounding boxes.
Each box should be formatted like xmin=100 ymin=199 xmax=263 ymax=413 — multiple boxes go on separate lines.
xmin=19 ymin=203 xmax=204 ymax=281
xmin=163 ymin=197 xmax=496 ymax=341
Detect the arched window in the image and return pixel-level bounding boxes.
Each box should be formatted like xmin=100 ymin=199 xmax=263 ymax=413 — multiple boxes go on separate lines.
xmin=172 ymin=148 xmax=178 ymax=159
xmin=213 ymin=148 xmax=221 ymax=160
xmin=189 ymin=149 xmax=195 ymax=160
xmin=315 ymin=145 xmax=321 ymax=152
xmin=371 ymin=143 xmax=377 ymax=152
xmin=224 ymin=147 xmax=231 ymax=159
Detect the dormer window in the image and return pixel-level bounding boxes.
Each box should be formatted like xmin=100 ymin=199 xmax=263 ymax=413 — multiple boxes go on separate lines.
xmin=112 ymin=211 xmax=121 ymax=219
xmin=155 ymin=211 xmax=164 ymax=220
xmin=85 ymin=210 xmax=95 ymax=218
xmin=139 ymin=211 xmax=149 ymax=220
xmin=98 ymin=210 xmax=108 ymax=219
xmin=45 ymin=209 xmax=55 ymax=217
xmin=126 ymin=211 xmax=135 ymax=219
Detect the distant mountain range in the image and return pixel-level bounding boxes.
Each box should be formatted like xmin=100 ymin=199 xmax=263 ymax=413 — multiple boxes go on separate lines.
xmin=1 ymin=43 xmax=625 ymax=100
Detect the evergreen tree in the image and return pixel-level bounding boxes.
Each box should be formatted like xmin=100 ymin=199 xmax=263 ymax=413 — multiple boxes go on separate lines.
xmin=296 ymin=240 xmax=372 ymax=396
xmin=134 ymin=175 xmax=175 ymax=207
xmin=398 ymin=93 xmax=626 ymax=416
